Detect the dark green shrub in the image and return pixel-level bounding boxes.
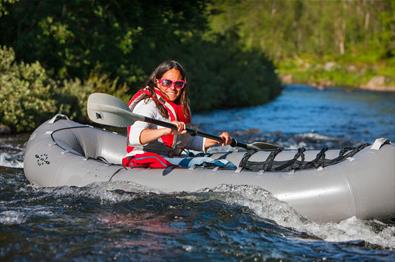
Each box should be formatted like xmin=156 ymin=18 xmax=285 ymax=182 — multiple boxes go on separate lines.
xmin=0 ymin=46 xmax=130 ymax=132
xmin=56 ymin=73 xmax=129 ymax=122
xmin=0 ymin=46 xmax=57 ymax=132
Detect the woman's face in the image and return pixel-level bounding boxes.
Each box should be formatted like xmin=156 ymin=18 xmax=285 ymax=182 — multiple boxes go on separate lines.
xmin=156 ymin=68 xmax=184 ymax=102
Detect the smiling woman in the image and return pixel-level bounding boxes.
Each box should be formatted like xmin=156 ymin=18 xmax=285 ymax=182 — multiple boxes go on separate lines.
xmin=122 ymin=60 xmax=233 ymax=169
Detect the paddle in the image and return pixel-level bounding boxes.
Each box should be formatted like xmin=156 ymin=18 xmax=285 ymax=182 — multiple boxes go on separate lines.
xmin=87 ymin=93 xmax=280 ymax=151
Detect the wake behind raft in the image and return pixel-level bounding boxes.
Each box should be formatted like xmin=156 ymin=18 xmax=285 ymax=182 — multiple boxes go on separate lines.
xmin=23 ymin=115 xmax=395 ymax=223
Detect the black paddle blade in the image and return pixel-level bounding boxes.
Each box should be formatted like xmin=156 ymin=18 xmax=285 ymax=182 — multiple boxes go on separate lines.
xmin=248 ymin=142 xmax=281 ymax=151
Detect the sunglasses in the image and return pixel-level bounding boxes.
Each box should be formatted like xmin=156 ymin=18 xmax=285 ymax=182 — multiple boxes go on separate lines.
xmin=158 ymin=79 xmax=186 ymax=89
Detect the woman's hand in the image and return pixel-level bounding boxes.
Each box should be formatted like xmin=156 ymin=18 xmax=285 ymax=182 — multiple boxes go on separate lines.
xmin=219 ymin=131 xmax=232 ymax=145
xmin=166 ymin=121 xmax=187 ymax=135
xmin=139 ymin=121 xmax=187 ymax=145
xmin=157 ymin=121 xmax=187 ymax=137
xmin=204 ymin=131 xmax=232 ymax=150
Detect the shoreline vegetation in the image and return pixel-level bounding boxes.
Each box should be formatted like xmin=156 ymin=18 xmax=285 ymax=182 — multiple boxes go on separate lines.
xmin=210 ymin=0 xmax=395 ymax=92
xmin=277 ymin=57 xmax=395 ymax=92
xmin=1 ymin=0 xmax=394 ymax=134
xmin=0 ymin=1 xmax=281 ymax=134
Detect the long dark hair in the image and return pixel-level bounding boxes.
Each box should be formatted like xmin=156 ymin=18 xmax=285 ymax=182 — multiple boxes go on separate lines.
xmin=143 ymin=60 xmax=190 ymax=119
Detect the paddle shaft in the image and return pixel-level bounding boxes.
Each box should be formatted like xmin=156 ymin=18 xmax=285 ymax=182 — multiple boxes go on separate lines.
xmin=138 ymin=114 xmax=244 ymax=148
xmin=87 ymin=93 xmax=279 ymax=150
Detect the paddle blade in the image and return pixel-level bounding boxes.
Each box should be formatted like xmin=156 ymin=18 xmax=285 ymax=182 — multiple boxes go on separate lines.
xmin=248 ymin=142 xmax=281 ymax=151
xmin=87 ymin=93 xmax=135 ymax=127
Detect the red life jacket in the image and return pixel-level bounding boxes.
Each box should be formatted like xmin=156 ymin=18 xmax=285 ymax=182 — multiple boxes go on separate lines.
xmin=122 ymin=87 xmax=191 ymax=168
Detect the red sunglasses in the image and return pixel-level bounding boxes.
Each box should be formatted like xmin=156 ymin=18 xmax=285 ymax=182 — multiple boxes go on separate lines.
xmin=158 ymin=79 xmax=186 ymax=89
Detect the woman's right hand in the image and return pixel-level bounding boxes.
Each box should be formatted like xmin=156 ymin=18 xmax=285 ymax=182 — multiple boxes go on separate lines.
xmin=160 ymin=121 xmax=187 ymax=136
xmin=171 ymin=121 xmax=187 ymax=135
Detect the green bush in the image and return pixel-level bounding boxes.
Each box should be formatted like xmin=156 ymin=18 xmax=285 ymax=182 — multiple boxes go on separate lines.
xmin=0 ymin=46 xmax=130 ymax=132
xmin=56 ymin=73 xmax=129 ymax=122
xmin=155 ymin=32 xmax=282 ymax=111
xmin=0 ymin=1 xmax=281 ymax=112
xmin=0 ymin=46 xmax=58 ymax=132
xmin=0 ymin=0 xmax=283 ymax=132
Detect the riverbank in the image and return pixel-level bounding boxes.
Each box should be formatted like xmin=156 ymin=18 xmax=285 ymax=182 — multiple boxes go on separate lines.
xmin=281 ymin=74 xmax=395 ymax=92
xmin=278 ymin=56 xmax=395 ymax=92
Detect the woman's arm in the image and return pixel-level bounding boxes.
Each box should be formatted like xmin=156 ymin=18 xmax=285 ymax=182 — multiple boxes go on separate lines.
xmin=178 ymin=129 xmax=232 ymax=152
xmin=139 ymin=121 xmax=186 ymax=145
xmin=203 ymin=132 xmax=232 ymax=150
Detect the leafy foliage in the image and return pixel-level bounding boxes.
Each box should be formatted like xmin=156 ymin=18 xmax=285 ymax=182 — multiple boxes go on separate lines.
xmin=0 ymin=46 xmax=57 ymax=132
xmin=0 ymin=0 xmax=282 ymax=132
xmin=0 ymin=46 xmax=130 ymax=132
xmin=209 ymin=0 xmax=395 ymax=59
xmin=58 ymin=73 xmax=129 ymax=122
xmin=209 ymin=0 xmax=395 ymax=88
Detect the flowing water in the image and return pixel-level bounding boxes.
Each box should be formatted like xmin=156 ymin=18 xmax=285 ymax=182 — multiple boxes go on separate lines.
xmin=1 ymin=85 xmax=395 ymax=260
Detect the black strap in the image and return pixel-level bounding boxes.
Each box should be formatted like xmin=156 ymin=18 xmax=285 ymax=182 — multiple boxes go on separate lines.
xmin=273 ymin=147 xmax=306 ymax=171
xmin=238 ymin=143 xmax=369 ymax=173
xmin=238 ymin=148 xmax=282 ymax=172
xmin=238 ymin=149 xmax=258 ymax=170
xmin=324 ymin=143 xmax=369 ymax=166
xmin=314 ymin=146 xmax=328 ymax=168
xmin=163 ymin=165 xmax=178 ymax=176
xmin=263 ymin=148 xmax=282 ymax=171
xmin=292 ymin=147 xmax=306 ymax=170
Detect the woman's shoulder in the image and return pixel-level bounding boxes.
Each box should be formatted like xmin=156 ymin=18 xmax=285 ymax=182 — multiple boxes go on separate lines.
xmin=133 ymin=97 xmax=156 ymax=109
xmin=132 ymin=97 xmax=161 ymax=117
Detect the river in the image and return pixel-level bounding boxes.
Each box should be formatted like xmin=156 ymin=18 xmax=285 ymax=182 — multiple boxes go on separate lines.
xmin=1 ymin=85 xmax=394 ymax=260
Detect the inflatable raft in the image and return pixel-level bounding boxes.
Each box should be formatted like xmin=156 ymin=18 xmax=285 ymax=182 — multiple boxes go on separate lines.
xmin=24 ymin=115 xmax=395 ymax=223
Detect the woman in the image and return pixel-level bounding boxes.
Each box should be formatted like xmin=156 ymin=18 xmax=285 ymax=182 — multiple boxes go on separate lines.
xmin=122 ymin=60 xmax=234 ymax=169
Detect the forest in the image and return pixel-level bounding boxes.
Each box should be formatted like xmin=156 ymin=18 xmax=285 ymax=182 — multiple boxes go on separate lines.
xmin=210 ymin=0 xmax=395 ymax=89
xmin=0 ymin=0 xmax=394 ymax=132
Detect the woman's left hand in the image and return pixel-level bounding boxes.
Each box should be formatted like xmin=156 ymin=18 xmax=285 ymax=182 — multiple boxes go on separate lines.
xmin=204 ymin=131 xmax=232 ymax=150
xmin=218 ymin=132 xmax=232 ymax=145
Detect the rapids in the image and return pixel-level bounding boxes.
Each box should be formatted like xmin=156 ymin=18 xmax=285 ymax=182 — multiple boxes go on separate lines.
xmin=1 ymin=85 xmax=394 ymax=260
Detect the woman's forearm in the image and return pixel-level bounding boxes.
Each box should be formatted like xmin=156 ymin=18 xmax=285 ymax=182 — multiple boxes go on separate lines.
xmin=139 ymin=128 xmax=170 ymax=145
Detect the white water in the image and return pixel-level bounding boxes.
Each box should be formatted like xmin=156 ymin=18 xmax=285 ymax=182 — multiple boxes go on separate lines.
xmin=0 ymin=207 xmax=54 ymax=225
xmin=16 ymin=182 xmax=394 ymax=249
xmin=206 ymin=184 xmax=395 ymax=249
xmin=1 ymin=142 xmax=394 ymax=249
xmin=0 ymin=152 xmax=24 ymax=168
xmin=0 ymin=210 xmax=27 ymax=225
xmin=1 ymin=85 xmax=394 ymax=258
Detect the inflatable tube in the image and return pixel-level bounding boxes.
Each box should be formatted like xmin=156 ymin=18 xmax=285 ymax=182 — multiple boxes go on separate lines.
xmin=24 ymin=115 xmax=395 ymax=223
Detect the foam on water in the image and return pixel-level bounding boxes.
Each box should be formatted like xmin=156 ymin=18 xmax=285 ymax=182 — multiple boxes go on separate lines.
xmin=0 ymin=205 xmax=54 ymax=225
xmin=205 ymin=184 xmax=395 ymax=249
xmin=32 ymin=182 xmax=146 ymax=204
xmin=296 ymin=132 xmax=338 ymax=141
xmin=0 ymin=210 xmax=27 ymax=225
xmin=31 ymin=181 xmax=393 ymax=249
xmin=309 ymin=217 xmax=395 ymax=248
xmin=0 ymin=152 xmax=24 ymax=168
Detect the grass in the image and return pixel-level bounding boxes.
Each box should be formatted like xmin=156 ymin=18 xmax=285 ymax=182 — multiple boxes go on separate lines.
xmin=276 ymin=54 xmax=395 ymax=89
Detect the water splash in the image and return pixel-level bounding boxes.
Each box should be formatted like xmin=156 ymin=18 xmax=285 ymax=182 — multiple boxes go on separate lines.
xmin=0 ymin=152 xmax=24 ymax=168
xmin=0 ymin=210 xmax=27 ymax=225
xmin=32 ymin=183 xmax=144 ymax=204
xmin=204 ymin=184 xmax=395 ymax=249
xmin=0 ymin=143 xmax=24 ymax=169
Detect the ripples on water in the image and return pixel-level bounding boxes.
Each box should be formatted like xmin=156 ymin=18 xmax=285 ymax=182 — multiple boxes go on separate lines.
xmin=194 ymin=84 xmax=395 ymax=148
xmin=1 ymin=85 xmax=395 ymax=260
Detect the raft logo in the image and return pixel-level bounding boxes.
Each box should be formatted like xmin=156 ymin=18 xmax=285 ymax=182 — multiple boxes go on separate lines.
xmin=35 ymin=153 xmax=50 ymax=166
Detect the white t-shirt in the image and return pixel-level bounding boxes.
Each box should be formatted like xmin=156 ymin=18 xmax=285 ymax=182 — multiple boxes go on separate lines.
xmin=127 ymin=99 xmax=205 ymax=156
